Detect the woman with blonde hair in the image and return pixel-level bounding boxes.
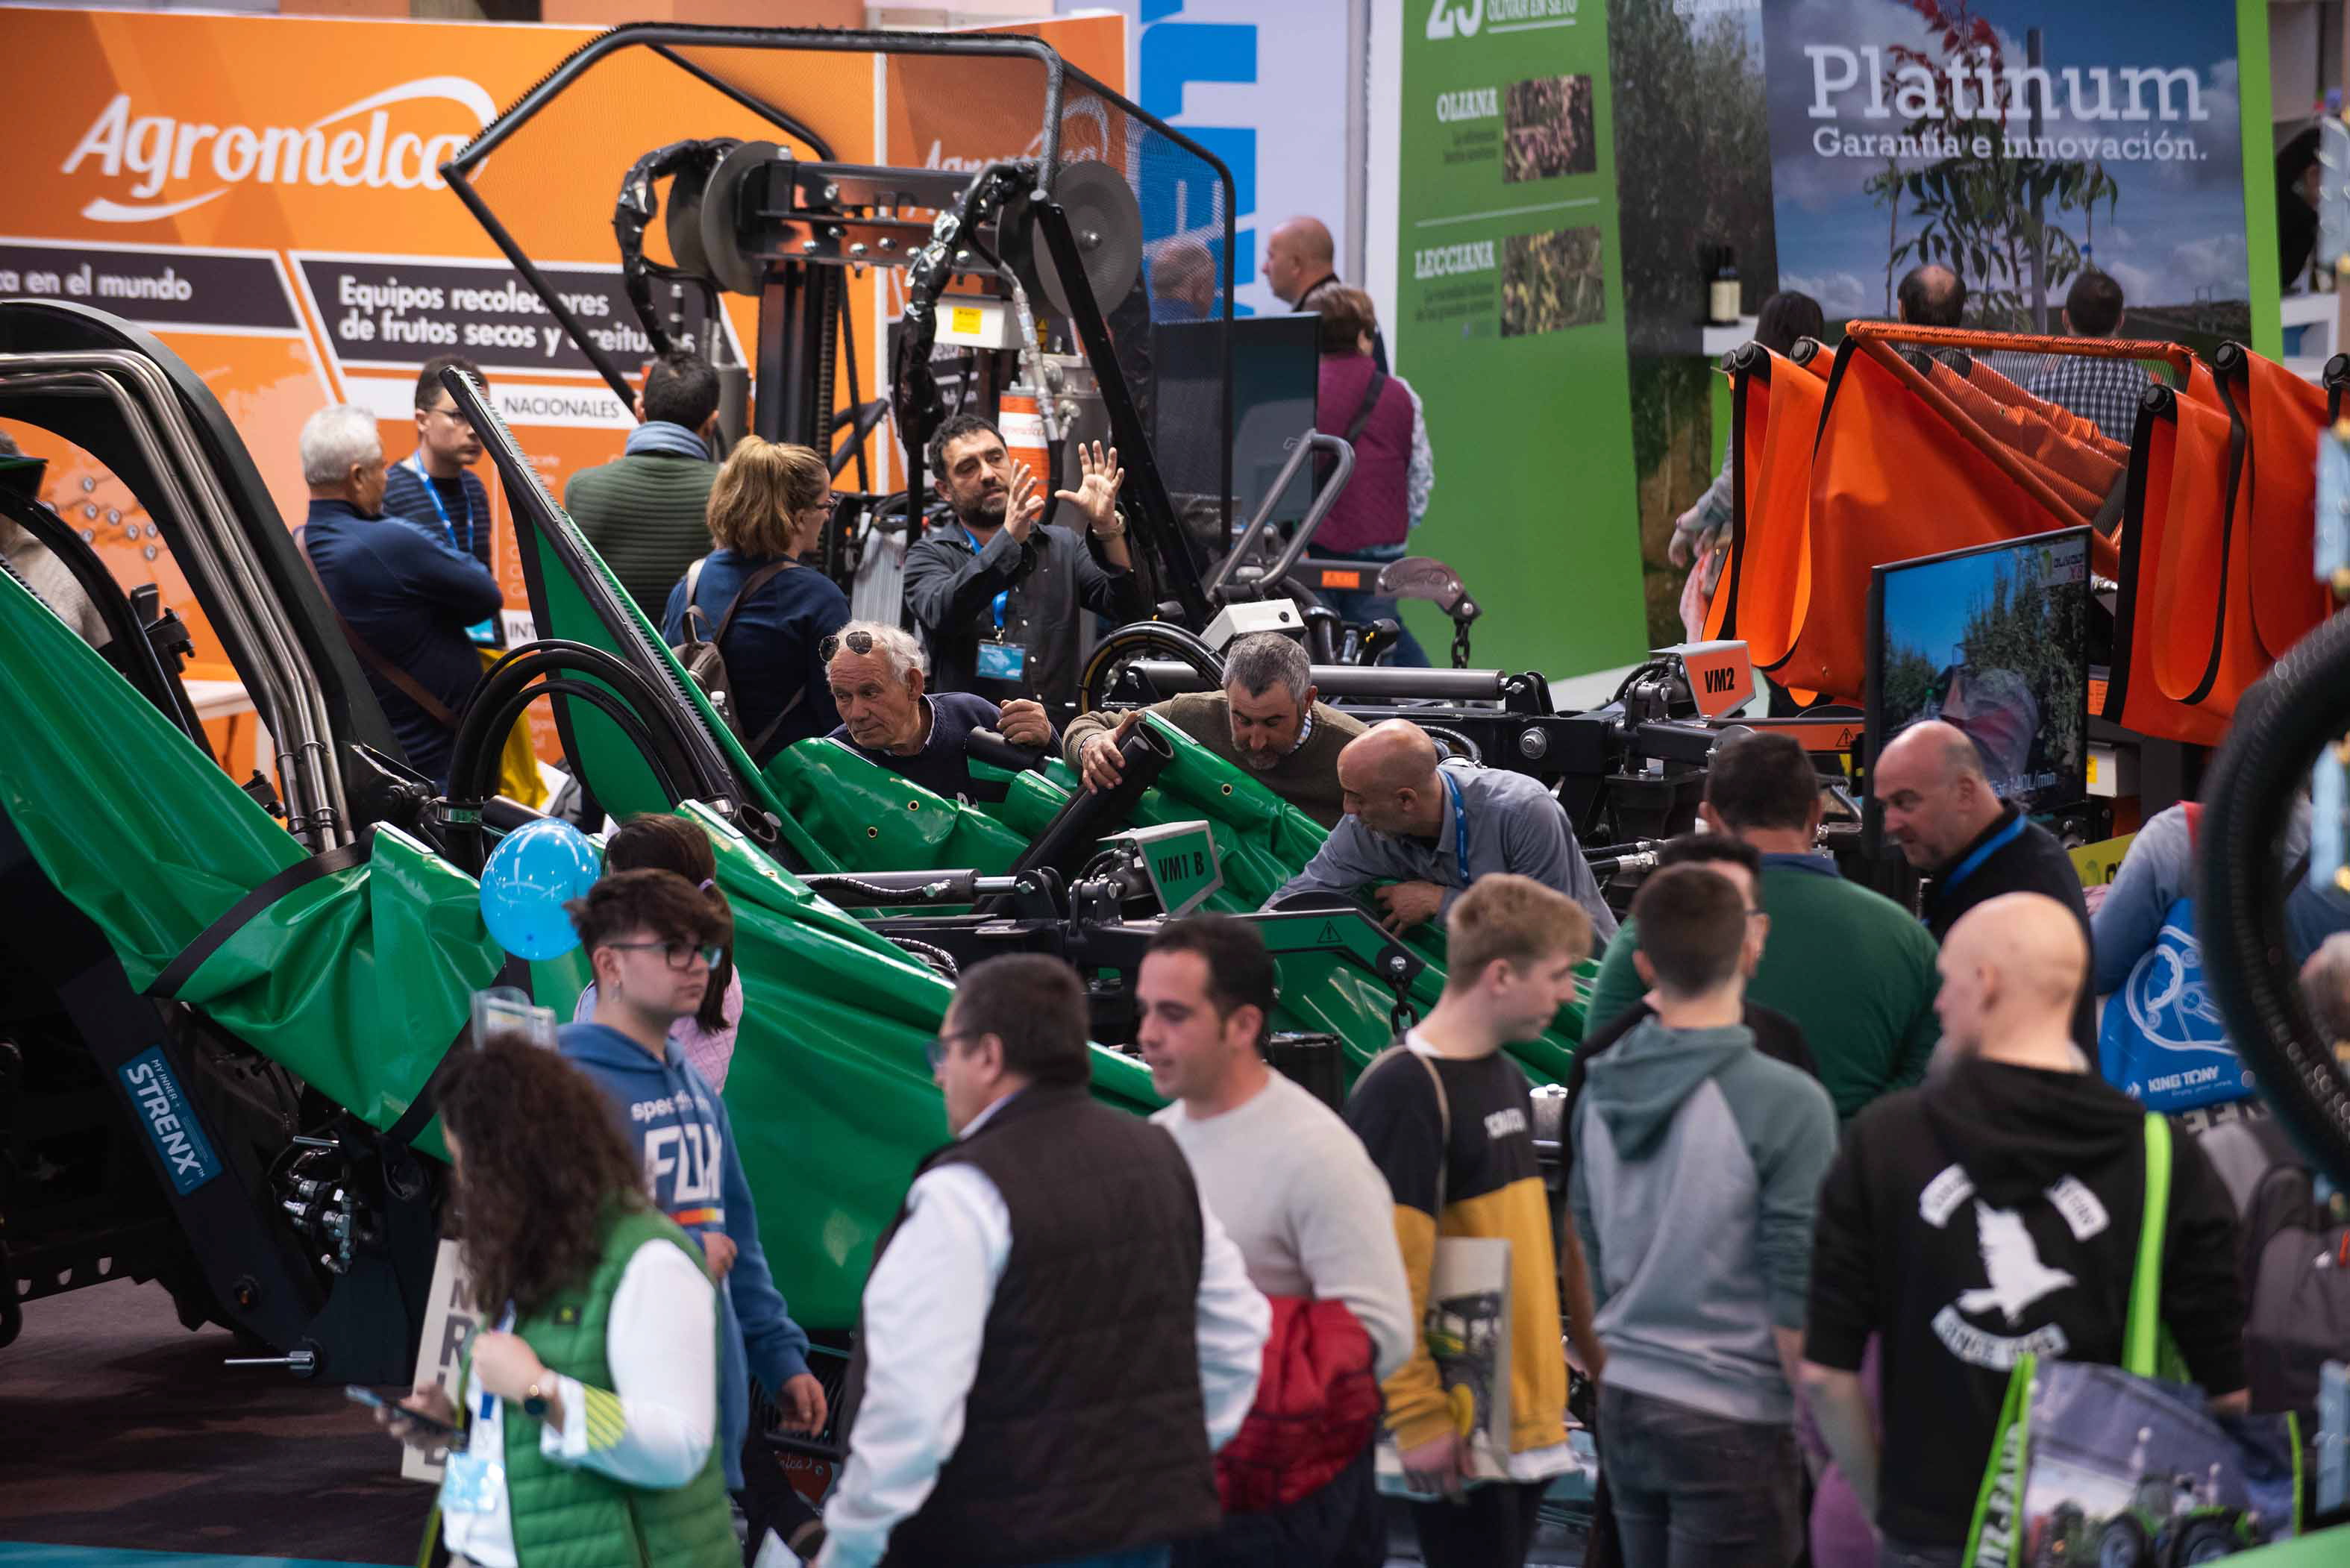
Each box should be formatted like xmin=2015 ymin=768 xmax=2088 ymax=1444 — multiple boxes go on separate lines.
xmin=659 ymin=437 xmax=850 ymax=763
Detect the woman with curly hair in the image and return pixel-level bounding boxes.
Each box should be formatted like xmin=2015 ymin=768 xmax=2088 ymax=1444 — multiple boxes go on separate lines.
xmin=379 ymin=1035 xmax=736 ymax=1568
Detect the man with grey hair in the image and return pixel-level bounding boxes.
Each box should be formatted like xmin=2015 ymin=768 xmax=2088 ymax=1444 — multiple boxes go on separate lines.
xmin=1064 ymin=631 xmax=1367 ymax=828
xmin=823 ymin=618 xmax=1055 ymax=805
xmin=297 ymin=403 xmax=502 ymax=788
xmin=2300 ymin=932 xmax=2350 ymax=1061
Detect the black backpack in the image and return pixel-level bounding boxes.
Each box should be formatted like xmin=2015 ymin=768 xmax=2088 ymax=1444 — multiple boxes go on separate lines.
xmin=672 ymin=556 xmax=800 ymax=756
xmin=2206 ymin=1114 xmax=2350 ymax=1413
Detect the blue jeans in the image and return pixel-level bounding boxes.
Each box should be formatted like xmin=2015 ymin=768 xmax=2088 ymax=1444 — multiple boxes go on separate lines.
xmin=1314 ymin=546 xmax=1432 ymax=667
xmin=1601 ymin=1384 xmax=1802 ymax=1568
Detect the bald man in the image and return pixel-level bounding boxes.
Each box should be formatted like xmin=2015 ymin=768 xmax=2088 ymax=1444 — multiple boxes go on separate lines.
xmin=1265 ymin=215 xmax=1388 ymax=371
xmin=1896 ymin=263 xmax=1967 ymax=329
xmin=1266 ymin=720 xmax=1617 ymax=941
xmin=1874 ymin=719 xmax=2092 ymax=1047
xmin=1800 ymin=894 xmax=2246 ymax=1567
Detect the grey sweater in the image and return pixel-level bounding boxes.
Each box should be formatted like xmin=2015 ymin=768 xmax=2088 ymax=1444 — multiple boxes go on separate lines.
xmin=1570 ymin=1016 xmax=1837 ymax=1424
xmin=1154 ymin=1072 xmax=1416 ymax=1379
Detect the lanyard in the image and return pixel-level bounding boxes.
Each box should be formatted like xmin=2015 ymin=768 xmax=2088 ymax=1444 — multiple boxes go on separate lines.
xmin=1441 ymin=769 xmax=1470 ymax=885
xmin=1937 ymin=810 xmax=2028 ymax=903
xmin=408 ymin=454 xmax=477 ymax=559
xmin=962 ymin=526 xmax=1009 ymax=636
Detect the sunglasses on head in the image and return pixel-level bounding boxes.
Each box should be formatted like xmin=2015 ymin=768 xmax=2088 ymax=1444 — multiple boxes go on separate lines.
xmin=821 ymin=628 xmax=877 ymax=662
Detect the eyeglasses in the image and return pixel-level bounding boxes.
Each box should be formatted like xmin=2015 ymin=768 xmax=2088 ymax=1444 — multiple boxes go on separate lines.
xmin=820 ymin=628 xmax=877 ymax=662
xmin=605 ymin=940 xmax=722 ymax=970
xmin=925 ymin=1029 xmax=977 ymax=1071
xmin=423 ymin=403 xmax=477 ymax=430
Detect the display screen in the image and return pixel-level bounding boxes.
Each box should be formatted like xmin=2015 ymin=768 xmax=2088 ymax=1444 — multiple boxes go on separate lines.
xmin=1153 ymin=313 xmax=1320 ymax=541
xmin=1868 ymin=527 xmax=2091 ymax=812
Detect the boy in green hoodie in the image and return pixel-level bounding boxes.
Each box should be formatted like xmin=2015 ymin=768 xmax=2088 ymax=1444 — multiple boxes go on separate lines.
xmin=1571 ymin=863 xmax=1837 ymax=1568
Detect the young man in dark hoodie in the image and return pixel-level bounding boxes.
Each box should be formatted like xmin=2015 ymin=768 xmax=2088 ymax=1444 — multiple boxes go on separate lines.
xmin=1801 ymin=893 xmax=2247 ymax=1568
xmin=560 ymin=869 xmax=829 ymax=1562
xmin=1572 ymin=864 xmax=1837 ymax=1568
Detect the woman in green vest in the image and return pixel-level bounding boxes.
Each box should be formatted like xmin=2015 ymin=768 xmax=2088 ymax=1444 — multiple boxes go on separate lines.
xmin=379 ymin=1035 xmax=739 ymax=1568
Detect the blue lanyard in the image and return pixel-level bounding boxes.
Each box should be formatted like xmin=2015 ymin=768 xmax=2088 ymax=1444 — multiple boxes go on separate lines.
xmin=1936 ymin=811 xmax=2028 ymax=903
xmin=409 ymin=455 xmax=477 ymax=559
xmin=962 ymin=526 xmax=1009 ymax=635
xmin=1441 ymin=770 xmax=1470 ymax=884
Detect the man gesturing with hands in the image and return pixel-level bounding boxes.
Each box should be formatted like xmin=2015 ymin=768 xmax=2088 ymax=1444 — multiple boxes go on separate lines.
xmin=902 ymin=415 xmax=1147 ymax=718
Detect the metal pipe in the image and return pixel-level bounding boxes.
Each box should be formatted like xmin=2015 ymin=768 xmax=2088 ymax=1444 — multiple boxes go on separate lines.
xmin=0 ymin=357 xmax=347 ymax=847
xmin=1123 ymin=659 xmax=1509 ymax=703
xmin=1206 ymin=430 xmax=1355 ymax=600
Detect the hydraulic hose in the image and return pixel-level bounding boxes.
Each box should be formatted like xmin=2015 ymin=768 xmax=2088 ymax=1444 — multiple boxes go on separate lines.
xmin=2196 ymin=609 xmax=2350 ymax=1191
xmin=447 ymin=679 xmax=686 ymax=874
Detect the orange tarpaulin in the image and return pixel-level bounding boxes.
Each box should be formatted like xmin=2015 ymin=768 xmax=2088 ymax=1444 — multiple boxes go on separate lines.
xmin=2216 ymin=346 xmax=2331 ymax=662
xmin=1705 ymin=344 xmax=1829 ymax=662
xmin=1772 ymin=332 xmax=2121 ymax=702
xmin=2105 ymin=345 xmax=2328 ymax=744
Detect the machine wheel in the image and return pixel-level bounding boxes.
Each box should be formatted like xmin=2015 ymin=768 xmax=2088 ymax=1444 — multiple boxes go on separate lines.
xmin=2098 ymin=1517 xmax=2150 ymax=1568
xmin=2170 ymin=1517 xmax=2242 ymax=1564
xmin=1078 ymin=621 xmax=1225 ymax=712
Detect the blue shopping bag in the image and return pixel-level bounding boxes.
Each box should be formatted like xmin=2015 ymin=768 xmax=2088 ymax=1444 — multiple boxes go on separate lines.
xmin=2096 ymin=898 xmax=2257 ymax=1114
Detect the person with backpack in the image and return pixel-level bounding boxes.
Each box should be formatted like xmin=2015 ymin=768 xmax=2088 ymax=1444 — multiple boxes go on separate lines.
xmin=1800 ymin=894 xmax=2246 ymax=1568
xmin=661 ymin=438 xmax=850 ymax=765
xmin=1309 ymin=286 xmax=1432 ymax=667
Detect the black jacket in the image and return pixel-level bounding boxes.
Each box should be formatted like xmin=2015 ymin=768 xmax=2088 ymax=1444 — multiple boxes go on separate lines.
xmin=901 ymin=518 xmax=1145 ymax=716
xmin=1923 ymin=802 xmax=2096 ymax=1049
xmin=867 ymin=1085 xmax=1219 ymax=1566
xmin=1804 ymin=1058 xmax=2246 ymax=1547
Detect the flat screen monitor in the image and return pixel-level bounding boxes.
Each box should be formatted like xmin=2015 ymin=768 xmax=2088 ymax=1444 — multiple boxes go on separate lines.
xmin=1867 ymin=525 xmax=2092 ymax=815
xmin=1152 ymin=313 xmax=1320 ymax=544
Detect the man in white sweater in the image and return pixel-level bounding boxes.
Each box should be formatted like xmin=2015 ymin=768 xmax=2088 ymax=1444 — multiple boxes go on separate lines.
xmin=1140 ymin=915 xmax=1414 ymax=1568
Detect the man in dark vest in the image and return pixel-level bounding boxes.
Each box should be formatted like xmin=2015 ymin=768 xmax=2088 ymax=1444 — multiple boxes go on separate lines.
xmin=818 ymin=954 xmax=1270 ymax=1568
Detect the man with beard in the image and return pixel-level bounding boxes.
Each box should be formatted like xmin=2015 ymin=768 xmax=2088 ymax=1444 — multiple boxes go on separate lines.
xmin=902 ymin=414 xmax=1147 ymax=718
xmin=1064 ymin=632 xmax=1366 ymax=827
xmin=822 ymin=620 xmax=1056 ymax=806
xmin=1800 ymin=894 xmax=2245 ymax=1568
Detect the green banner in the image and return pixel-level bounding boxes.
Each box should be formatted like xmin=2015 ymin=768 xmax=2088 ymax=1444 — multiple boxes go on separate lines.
xmin=1396 ymin=1 xmax=1648 ymax=677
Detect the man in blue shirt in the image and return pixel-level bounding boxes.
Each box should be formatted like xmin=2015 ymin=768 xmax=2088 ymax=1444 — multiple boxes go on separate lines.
xmin=560 ymin=868 xmax=829 ymax=1563
xmin=822 ymin=620 xmax=1055 ymax=805
xmin=382 ymin=353 xmax=497 ymax=575
xmin=295 ymin=404 xmax=501 ymax=789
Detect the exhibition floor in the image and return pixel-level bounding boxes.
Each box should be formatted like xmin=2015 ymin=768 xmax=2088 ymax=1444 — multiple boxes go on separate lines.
xmin=0 ymin=1280 xmax=1588 ymax=1568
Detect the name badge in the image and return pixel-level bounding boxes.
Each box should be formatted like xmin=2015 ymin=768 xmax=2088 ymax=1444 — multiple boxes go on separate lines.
xmin=439 ymin=1449 xmax=504 ymax=1515
xmin=976 ymin=641 xmax=1027 ymax=682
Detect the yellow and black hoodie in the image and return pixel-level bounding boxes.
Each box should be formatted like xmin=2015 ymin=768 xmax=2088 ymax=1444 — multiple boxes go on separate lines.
xmin=1342 ymin=1033 xmax=1567 ymax=1465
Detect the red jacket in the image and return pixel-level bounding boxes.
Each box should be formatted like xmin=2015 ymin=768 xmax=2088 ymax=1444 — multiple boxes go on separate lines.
xmin=1214 ymin=1294 xmax=1381 ymax=1514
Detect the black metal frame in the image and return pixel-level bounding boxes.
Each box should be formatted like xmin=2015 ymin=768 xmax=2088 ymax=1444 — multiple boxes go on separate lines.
xmin=436 ymin=22 xmax=1234 ymax=623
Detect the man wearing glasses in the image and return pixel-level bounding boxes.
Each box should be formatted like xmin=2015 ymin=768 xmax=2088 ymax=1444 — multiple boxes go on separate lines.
xmin=821 ymin=953 xmax=1268 ymax=1568
xmin=559 ymin=868 xmax=830 ymax=1563
xmin=383 ymin=354 xmax=497 ymax=575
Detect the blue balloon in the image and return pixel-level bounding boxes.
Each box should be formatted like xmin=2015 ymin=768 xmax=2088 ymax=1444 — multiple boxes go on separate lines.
xmin=480 ymin=818 xmax=602 ymax=961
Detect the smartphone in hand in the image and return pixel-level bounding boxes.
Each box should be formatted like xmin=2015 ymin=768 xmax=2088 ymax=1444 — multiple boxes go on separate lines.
xmin=346 ymin=1383 xmax=461 ymax=1439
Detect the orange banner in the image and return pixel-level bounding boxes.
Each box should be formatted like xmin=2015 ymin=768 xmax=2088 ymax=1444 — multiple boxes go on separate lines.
xmin=3 ymin=8 xmax=1121 ymax=763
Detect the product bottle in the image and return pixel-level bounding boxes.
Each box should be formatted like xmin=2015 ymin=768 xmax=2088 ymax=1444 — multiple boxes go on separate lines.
xmin=1707 ymin=245 xmax=1741 ymax=326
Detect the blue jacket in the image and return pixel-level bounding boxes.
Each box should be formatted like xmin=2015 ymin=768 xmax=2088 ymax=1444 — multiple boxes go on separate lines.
xmin=559 ymin=1021 xmax=812 ymax=1490
xmin=660 ymin=550 xmax=851 ymax=765
xmin=301 ymin=498 xmax=501 ymax=788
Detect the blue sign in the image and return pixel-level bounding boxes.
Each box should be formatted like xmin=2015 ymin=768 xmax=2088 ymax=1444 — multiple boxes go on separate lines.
xmin=119 ymin=1045 xmax=222 ymax=1195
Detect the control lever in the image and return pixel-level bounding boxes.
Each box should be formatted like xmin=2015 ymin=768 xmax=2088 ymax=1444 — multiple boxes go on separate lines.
xmin=128 ymin=582 xmax=195 ymax=675
xmin=1356 ymin=618 xmax=1401 ymax=667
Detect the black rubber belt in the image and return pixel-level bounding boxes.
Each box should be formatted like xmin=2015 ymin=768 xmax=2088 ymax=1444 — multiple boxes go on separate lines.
xmin=386 ymin=952 xmax=531 ymax=1148
xmin=146 ymin=838 xmax=373 ymax=999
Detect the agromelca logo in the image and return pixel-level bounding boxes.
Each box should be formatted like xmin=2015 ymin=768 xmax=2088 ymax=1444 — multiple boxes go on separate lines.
xmin=60 ymin=76 xmax=498 ymax=223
